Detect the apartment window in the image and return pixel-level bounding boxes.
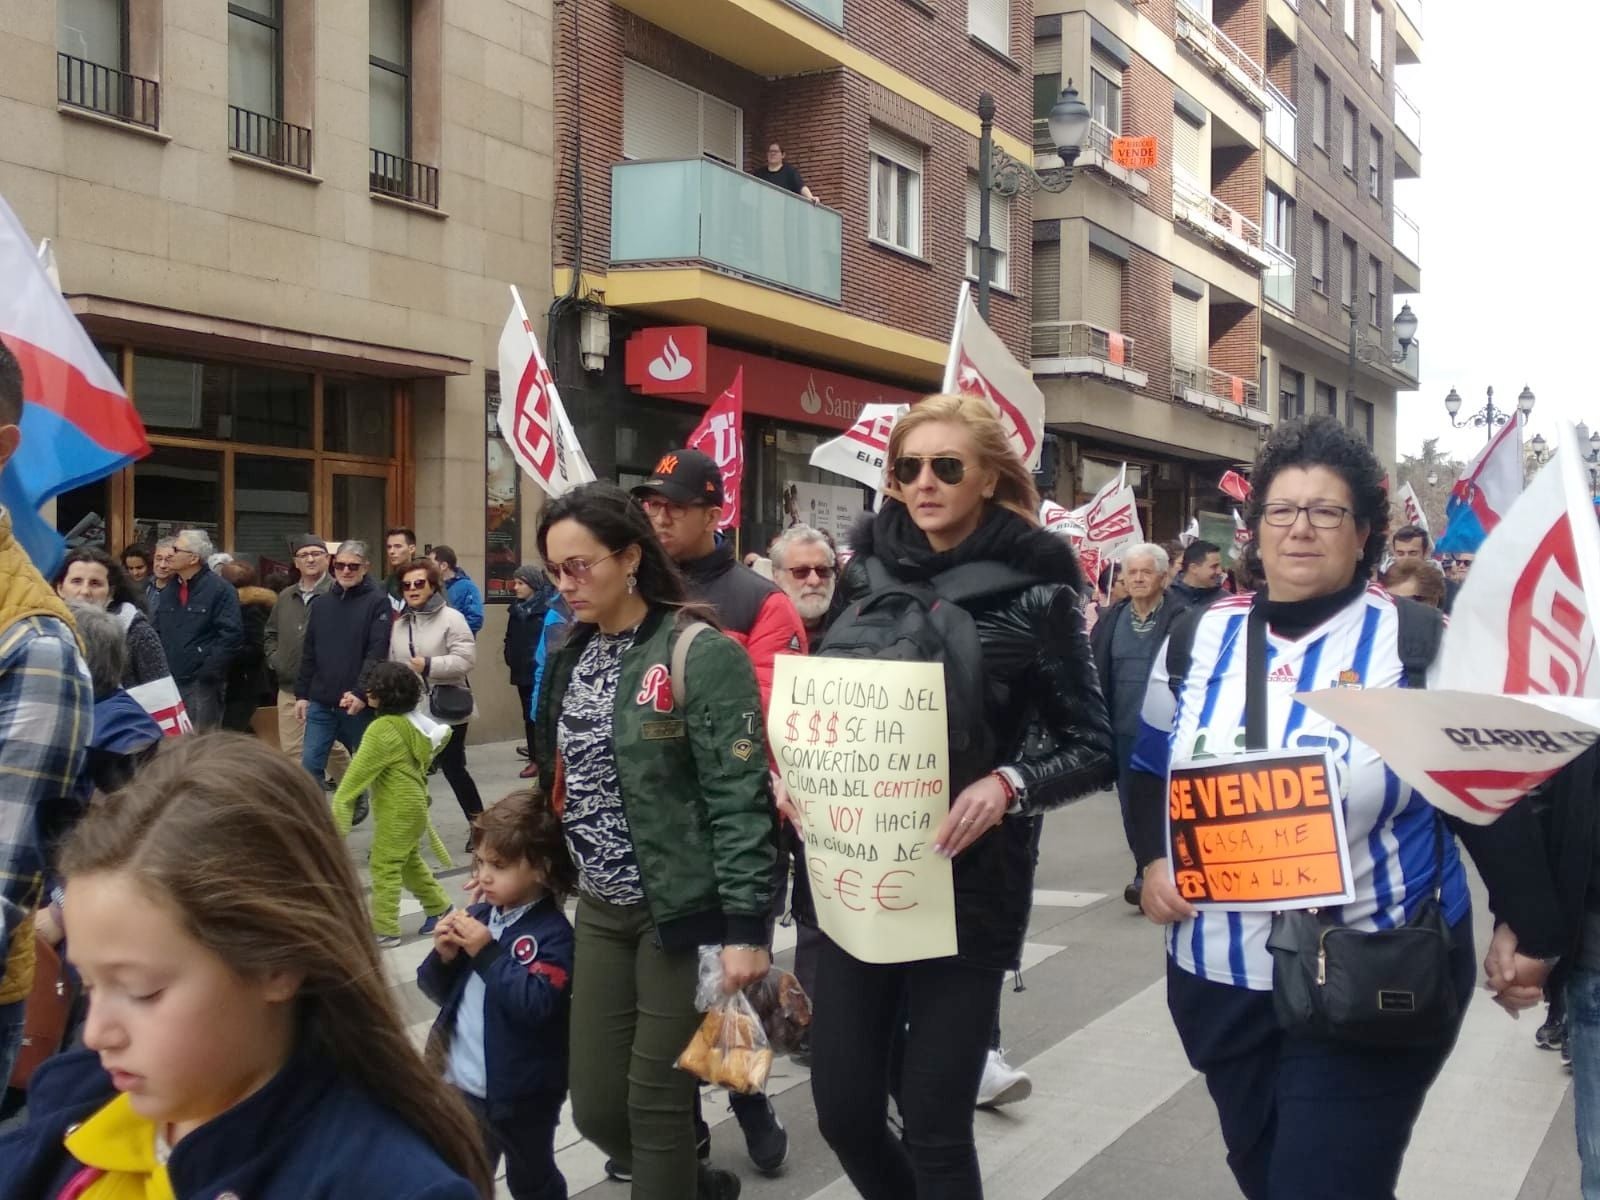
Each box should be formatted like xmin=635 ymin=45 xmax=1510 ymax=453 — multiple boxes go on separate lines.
xmin=1370 ymin=3 xmax=1383 ymax=69
xmin=1350 ymin=396 xmax=1375 ymax=445
xmin=968 ymin=0 xmax=1008 ymax=56
xmin=1264 ymin=185 xmax=1294 ymax=253
xmin=1280 ymin=367 xmax=1306 ymax=421
xmin=1090 ymin=52 xmax=1123 ymax=136
xmin=1343 ymin=0 xmax=1357 ymax=40
xmin=869 ymin=126 xmax=922 ymax=255
xmin=56 ymin=0 xmax=162 ymax=128
xmin=1086 ymin=249 xmax=1124 ymax=332
xmin=1311 ymin=214 xmax=1329 ymax=293
xmin=623 ymin=62 xmax=742 ymax=166
xmin=1171 ymin=288 xmax=1203 ymax=365
xmin=1341 ymin=235 xmax=1357 ymax=307
xmin=58 ymin=0 xmax=123 ymax=71
xmin=1172 ymin=110 xmax=1203 ymax=182
xmin=370 ymin=0 xmax=410 ymax=161
xmin=1341 ymin=101 xmax=1357 ymax=175
xmin=965 ymin=175 xmax=1011 ymax=289
xmin=1368 ymin=127 xmax=1382 ymax=198
xmin=229 ymin=0 xmax=280 ymax=122
xmin=1315 ymin=380 xmax=1339 ymax=418
xmin=1368 ymin=255 xmax=1381 ymax=325
xmin=1305 ymin=73 xmax=1327 ymax=155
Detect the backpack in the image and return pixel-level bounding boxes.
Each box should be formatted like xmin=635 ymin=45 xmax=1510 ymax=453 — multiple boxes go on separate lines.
xmin=1164 ymin=591 xmax=1443 ymax=695
xmin=815 ymin=557 xmax=1042 ymax=790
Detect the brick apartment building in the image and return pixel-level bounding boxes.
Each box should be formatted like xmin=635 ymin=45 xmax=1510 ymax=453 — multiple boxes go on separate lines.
xmin=3 ymin=0 xmax=558 ymax=740
xmin=1030 ymin=0 xmax=1418 ymax=542
xmin=543 ymin=0 xmax=1037 ymax=551
xmin=1258 ymin=0 xmax=1421 ymax=463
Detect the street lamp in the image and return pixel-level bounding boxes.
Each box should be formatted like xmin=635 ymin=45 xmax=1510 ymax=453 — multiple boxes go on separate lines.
xmin=1346 ymin=301 xmax=1418 ymax=400
xmin=1444 ymin=384 xmax=1534 ymax=443
xmin=975 ymin=84 xmax=1088 ymax=319
xmin=1530 ymin=432 xmax=1549 ymax=463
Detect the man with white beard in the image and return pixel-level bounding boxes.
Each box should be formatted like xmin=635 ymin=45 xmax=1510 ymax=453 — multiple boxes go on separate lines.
xmin=769 ymin=525 xmax=841 ymax=647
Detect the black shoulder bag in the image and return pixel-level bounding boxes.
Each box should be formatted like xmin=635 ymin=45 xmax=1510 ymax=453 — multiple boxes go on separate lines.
xmin=1253 ymin=603 xmax=1461 ymax=1047
xmin=408 ymin=621 xmax=474 ymax=724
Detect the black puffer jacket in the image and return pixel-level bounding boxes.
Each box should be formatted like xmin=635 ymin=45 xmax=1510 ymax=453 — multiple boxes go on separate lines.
xmin=839 ymin=503 xmax=1114 ymax=969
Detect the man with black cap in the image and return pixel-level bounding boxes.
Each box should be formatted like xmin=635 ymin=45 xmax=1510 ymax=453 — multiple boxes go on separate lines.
xmin=629 ymin=448 xmax=804 ymax=1179
xmin=264 ymin=534 xmax=346 ymax=781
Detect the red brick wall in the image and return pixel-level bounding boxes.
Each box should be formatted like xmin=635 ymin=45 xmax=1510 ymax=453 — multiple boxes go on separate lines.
xmin=1216 ymin=0 xmax=1265 ymax=64
xmin=1209 ymin=300 xmax=1258 ymax=380
xmin=552 ymin=0 xmax=1029 ymax=370
xmin=1124 ymin=56 xmax=1173 ymax=225
xmin=1124 ymin=246 xmax=1174 ymax=404
xmin=1211 ymin=145 xmax=1261 ymax=223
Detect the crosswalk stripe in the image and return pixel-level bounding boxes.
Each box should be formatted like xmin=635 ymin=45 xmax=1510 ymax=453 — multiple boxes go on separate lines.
xmin=1031 ymin=889 xmax=1107 ymax=907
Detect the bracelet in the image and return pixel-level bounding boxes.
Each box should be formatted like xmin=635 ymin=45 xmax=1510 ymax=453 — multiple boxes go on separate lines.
xmin=990 ymin=770 xmax=1017 ymax=805
xmin=724 ymin=944 xmax=768 ymax=953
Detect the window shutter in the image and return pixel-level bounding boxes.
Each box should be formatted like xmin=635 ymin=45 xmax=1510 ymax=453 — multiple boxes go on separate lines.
xmin=1086 ymin=249 xmax=1122 ymax=332
xmin=869 ymin=125 xmax=921 ymax=170
xmin=1035 ymin=37 xmax=1062 ymax=75
xmin=1032 ymin=241 xmax=1061 ymax=324
xmin=701 ymin=94 xmax=741 ymax=166
xmin=1170 ymin=290 xmax=1201 ymax=364
xmin=1171 ymin=113 xmax=1202 ymax=181
xmin=623 ymin=62 xmax=700 ymax=161
xmin=968 ymin=0 xmax=1008 ymax=53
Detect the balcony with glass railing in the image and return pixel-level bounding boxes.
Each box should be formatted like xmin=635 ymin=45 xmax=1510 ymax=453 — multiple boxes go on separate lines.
xmin=1395 ymin=0 xmax=1422 ymax=63
xmin=1263 ymin=244 xmax=1296 ymax=313
xmin=1174 ymin=0 xmax=1269 ymax=109
xmin=1172 ymin=170 xmax=1274 ymax=269
xmin=1393 ymin=206 xmax=1420 ymax=266
xmin=1031 ymin=321 xmax=1147 ymax=387
xmin=1172 ymin=357 xmax=1270 ymax=424
xmin=1393 ymin=84 xmax=1421 ymax=180
xmin=610 ymin=158 xmax=842 ymax=304
xmin=1264 ymin=81 xmax=1296 ymax=159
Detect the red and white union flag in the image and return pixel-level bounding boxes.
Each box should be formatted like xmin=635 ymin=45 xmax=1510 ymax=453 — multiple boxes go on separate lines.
xmin=942 ymin=282 xmax=1045 ymax=470
xmin=687 ymin=368 xmax=745 ymax=530
xmin=497 ymin=286 xmax=596 ymax=498
xmin=809 ymin=402 xmax=909 ymax=491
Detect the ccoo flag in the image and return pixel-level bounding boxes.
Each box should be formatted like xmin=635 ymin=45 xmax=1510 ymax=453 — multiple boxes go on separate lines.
xmin=809 ymin=402 xmax=909 ymax=491
xmin=0 ymin=196 xmax=149 ymax=574
xmin=687 ymin=368 xmax=745 ymax=530
xmin=496 ymin=286 xmax=595 ymax=498
xmin=942 ymin=281 xmax=1045 ymax=469
xmin=1435 ymin=415 xmax=1524 ymax=554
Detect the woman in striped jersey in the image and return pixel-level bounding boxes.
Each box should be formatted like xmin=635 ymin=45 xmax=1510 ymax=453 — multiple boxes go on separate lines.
xmin=1129 ymin=415 xmax=1563 ymax=1200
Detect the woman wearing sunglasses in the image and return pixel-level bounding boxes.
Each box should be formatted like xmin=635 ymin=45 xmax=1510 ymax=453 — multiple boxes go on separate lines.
xmin=533 ymin=482 xmax=774 ymax=1200
xmin=390 ymin=557 xmax=484 ymax=825
xmin=808 ymin=393 xmax=1113 ymax=1199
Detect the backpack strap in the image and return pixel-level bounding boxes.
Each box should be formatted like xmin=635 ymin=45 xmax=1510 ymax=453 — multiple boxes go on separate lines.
xmin=1392 ymin=595 xmax=1443 ymax=689
xmin=669 ymin=620 xmax=713 ymax=709
xmin=1163 ymin=604 xmax=1204 ymax=701
xmin=928 ymin=562 xmax=1043 ymax=606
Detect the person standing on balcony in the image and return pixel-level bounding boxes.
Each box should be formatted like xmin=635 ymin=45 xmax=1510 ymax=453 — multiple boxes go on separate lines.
xmin=752 ymin=142 xmax=820 ymax=204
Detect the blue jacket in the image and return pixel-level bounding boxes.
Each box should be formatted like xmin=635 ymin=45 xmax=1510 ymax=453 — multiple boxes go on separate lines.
xmin=529 ymin=607 xmax=571 ymax=719
xmin=444 ymin=570 xmax=484 ymax=635
xmin=0 ymin=1049 xmax=477 ymax=1200
xmin=149 ymin=564 xmax=242 ymax=686
xmin=417 ymin=896 xmax=573 ymax=1111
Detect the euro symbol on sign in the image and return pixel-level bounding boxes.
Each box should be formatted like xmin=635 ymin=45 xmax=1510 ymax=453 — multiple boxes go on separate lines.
xmin=834 ymin=869 xmax=865 ymax=911
xmin=873 ymin=870 xmax=917 ymax=911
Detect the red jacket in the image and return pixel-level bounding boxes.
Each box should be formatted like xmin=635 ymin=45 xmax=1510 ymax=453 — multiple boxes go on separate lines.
xmin=678 ymin=542 xmax=805 ymax=710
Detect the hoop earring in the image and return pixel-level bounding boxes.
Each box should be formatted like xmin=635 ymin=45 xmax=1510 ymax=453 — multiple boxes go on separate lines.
xmin=626 ymin=572 xmax=637 ymax=595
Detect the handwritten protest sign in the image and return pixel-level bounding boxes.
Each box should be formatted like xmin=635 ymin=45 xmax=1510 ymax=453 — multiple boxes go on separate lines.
xmin=768 ymin=656 xmax=957 ymax=963
xmin=1167 ymin=749 xmax=1354 ymax=911
xmin=1298 ymin=689 xmax=1600 ymax=825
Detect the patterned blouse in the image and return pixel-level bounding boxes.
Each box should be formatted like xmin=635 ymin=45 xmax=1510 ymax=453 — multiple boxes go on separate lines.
xmin=557 ymin=628 xmax=644 ymax=905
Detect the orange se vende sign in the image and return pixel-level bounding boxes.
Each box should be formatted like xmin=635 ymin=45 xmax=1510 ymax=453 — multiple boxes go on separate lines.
xmin=1111 ymin=136 xmax=1158 ymax=170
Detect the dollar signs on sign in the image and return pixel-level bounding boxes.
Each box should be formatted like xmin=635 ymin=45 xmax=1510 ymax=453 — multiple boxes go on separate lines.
xmin=808 ymin=712 xmax=822 ymax=744
xmin=785 ymin=713 xmax=799 ymax=743
xmin=825 ymin=714 xmax=839 ymax=746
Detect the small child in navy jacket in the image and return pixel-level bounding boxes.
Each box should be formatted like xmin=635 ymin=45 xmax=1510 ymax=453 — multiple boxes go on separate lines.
xmin=419 ymin=792 xmax=577 ymax=1200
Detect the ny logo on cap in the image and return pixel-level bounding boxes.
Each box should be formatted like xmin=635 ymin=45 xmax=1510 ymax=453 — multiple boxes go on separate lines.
xmin=654 ymin=453 xmax=679 ymax=475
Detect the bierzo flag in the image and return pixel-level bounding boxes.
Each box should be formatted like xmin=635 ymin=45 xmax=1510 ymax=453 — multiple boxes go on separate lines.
xmin=0 ymin=195 xmax=150 ymax=574
xmin=942 ymin=281 xmax=1045 ymax=470
xmin=687 ymin=368 xmax=744 ymax=530
xmin=496 ymin=285 xmax=595 ymax=498
xmin=808 ymin=402 xmax=909 ymax=491
xmin=1300 ymin=423 xmax=1600 ymax=824
xmin=1435 ymin=414 xmax=1524 ymax=554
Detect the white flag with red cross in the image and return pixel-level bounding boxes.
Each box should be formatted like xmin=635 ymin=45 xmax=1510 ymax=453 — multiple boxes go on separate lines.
xmin=496 ymin=286 xmax=595 ymax=498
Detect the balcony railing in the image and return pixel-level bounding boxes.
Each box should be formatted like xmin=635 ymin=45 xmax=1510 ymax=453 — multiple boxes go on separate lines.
xmin=371 ymin=150 xmax=440 ymax=207
xmin=610 ymin=158 xmax=843 ymax=304
xmin=1172 ymin=170 xmax=1273 ymax=268
xmin=1393 ymin=206 xmax=1420 ymax=264
xmin=57 ymin=52 xmax=159 ymax=130
xmin=785 ymin=0 xmax=843 ymax=25
xmin=1172 ymin=358 xmax=1268 ymax=420
xmin=1263 ymin=244 xmax=1296 ymax=312
xmin=1031 ymin=321 xmax=1147 ymax=386
xmin=1037 ymin=119 xmax=1151 ymax=195
xmin=1264 ymin=80 xmax=1297 ymax=158
xmin=1394 ymin=83 xmax=1422 ymax=147
xmin=1174 ymin=0 xmax=1268 ymax=108
xmin=229 ymin=106 xmax=312 ymax=172
xmin=1396 ymin=0 xmax=1422 ymax=30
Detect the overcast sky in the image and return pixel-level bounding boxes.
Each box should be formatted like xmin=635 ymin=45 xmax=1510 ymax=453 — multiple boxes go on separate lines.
xmin=1393 ymin=1 xmax=1597 ymax=466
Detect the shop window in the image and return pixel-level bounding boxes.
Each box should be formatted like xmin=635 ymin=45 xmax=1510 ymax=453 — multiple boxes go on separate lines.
xmin=483 ymin=370 xmax=522 ymax=602
xmin=325 ymin=379 xmax=394 ymax=456
xmin=234 ymin=455 xmax=312 ymax=567
xmin=133 ymin=446 xmax=222 ymax=546
xmin=331 ymin=474 xmax=388 ymax=561
xmin=132 ymin=353 xmax=311 ymax=449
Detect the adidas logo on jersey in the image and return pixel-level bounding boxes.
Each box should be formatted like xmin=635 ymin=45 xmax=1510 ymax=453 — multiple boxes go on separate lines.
xmin=1267 ymin=661 xmax=1298 ymax=684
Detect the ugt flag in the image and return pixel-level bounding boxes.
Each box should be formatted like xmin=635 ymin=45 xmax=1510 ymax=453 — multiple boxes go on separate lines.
xmin=687 ymin=368 xmax=744 ymax=530
xmin=0 ymin=196 xmax=149 ymax=574
xmin=1435 ymin=416 xmax=1524 ymax=554
xmin=942 ymin=281 xmax=1045 ymax=469
xmin=497 ymin=285 xmax=595 ymax=498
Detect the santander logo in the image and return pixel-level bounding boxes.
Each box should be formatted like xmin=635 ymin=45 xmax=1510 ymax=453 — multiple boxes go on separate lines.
xmin=800 ymin=375 xmax=823 ymax=415
xmin=648 ymin=336 xmax=694 ymax=383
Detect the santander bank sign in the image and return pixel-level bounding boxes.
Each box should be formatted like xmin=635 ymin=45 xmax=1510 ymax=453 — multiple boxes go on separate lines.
xmin=623 ymin=326 xmax=921 ymax=432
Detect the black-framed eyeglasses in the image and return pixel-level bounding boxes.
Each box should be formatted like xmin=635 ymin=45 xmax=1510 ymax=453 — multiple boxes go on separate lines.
xmin=401 ymin=579 xmax=430 ymax=592
xmin=294 ymin=548 xmax=327 ymax=560
xmin=638 ymin=497 xmax=704 ymax=520
xmin=892 ymin=455 xmax=967 ymax=486
xmin=1260 ymin=503 xmax=1353 ymax=529
xmin=333 ymin=561 xmax=365 ymax=572
xmin=784 ymin=565 xmax=834 ymax=581
xmin=546 ymin=548 xmax=623 ymax=583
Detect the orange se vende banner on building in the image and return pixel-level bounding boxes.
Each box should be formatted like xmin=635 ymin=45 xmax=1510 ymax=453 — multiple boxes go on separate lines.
xmin=1166 ymin=750 xmax=1355 ymax=911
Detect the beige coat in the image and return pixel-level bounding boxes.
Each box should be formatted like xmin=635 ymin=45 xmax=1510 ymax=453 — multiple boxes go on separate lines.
xmin=390 ymin=593 xmax=477 ymax=721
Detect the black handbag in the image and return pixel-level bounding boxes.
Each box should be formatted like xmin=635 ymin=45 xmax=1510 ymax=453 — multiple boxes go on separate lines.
xmin=1241 ymin=604 xmax=1460 ymax=1047
xmin=408 ymin=622 xmax=474 ymax=724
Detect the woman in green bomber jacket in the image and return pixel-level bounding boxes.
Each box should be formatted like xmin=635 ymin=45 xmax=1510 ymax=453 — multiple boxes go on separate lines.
xmin=533 ymin=482 xmax=775 ymax=1200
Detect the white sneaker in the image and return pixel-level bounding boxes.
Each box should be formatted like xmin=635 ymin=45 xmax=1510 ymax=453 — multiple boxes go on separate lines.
xmin=975 ymin=1048 xmax=1032 ymax=1108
